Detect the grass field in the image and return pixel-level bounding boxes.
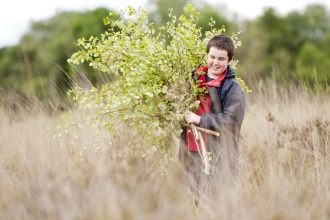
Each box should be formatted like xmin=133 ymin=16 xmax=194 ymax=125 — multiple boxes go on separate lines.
xmin=1 ymin=81 xmax=329 ymax=219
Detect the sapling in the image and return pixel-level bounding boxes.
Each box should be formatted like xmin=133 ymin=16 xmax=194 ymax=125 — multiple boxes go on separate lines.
xmin=63 ymin=4 xmax=248 ymax=171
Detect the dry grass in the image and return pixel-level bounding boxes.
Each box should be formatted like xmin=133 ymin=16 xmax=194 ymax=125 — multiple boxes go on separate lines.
xmin=1 ymin=82 xmax=330 ymax=220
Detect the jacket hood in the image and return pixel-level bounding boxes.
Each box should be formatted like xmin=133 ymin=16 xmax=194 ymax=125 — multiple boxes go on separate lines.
xmin=225 ymin=65 xmax=235 ymax=79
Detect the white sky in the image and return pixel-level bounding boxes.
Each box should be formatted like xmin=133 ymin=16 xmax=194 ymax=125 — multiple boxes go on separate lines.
xmin=1 ymin=0 xmax=329 ymax=48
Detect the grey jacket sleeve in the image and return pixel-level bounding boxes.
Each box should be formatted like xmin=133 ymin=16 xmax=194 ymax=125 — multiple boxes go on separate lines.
xmin=199 ymin=81 xmax=245 ymax=131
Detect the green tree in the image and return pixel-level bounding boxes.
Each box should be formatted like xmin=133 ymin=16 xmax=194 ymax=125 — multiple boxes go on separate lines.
xmin=146 ymin=0 xmax=190 ymax=28
xmin=146 ymin=0 xmax=236 ymax=37
xmin=296 ymin=43 xmax=330 ymax=85
xmin=235 ymin=4 xmax=330 ymax=88
xmin=197 ymin=4 xmax=234 ymax=36
xmin=0 ymin=8 xmax=117 ymax=109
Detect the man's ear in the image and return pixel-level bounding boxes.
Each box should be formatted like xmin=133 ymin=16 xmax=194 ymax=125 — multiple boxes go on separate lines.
xmin=228 ymin=58 xmax=233 ymax=65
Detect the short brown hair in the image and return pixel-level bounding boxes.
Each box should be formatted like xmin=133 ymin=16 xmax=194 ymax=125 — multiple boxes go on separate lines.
xmin=206 ymin=34 xmax=235 ymax=61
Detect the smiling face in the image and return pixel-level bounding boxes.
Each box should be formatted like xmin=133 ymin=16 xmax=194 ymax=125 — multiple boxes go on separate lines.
xmin=206 ymin=47 xmax=232 ymax=79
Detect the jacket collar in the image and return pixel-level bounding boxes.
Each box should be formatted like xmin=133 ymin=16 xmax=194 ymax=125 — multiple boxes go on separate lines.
xmin=200 ymin=69 xmax=227 ymax=87
xmin=194 ymin=65 xmax=235 ymax=88
xmin=225 ymin=65 xmax=235 ymax=79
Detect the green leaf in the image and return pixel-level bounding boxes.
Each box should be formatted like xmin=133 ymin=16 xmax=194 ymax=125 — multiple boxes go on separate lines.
xmin=145 ymin=92 xmax=153 ymax=98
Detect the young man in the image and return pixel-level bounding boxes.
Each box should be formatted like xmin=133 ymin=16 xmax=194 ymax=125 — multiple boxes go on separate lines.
xmin=179 ymin=34 xmax=246 ymax=196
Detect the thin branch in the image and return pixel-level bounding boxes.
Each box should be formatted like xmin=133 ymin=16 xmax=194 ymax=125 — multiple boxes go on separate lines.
xmin=183 ymin=123 xmax=219 ymax=137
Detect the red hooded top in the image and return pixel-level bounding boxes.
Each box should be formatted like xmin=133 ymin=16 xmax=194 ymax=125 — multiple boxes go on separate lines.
xmin=186 ymin=66 xmax=227 ymax=151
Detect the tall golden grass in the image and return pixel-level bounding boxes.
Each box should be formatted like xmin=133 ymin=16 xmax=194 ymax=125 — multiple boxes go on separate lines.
xmin=1 ymin=81 xmax=329 ymax=219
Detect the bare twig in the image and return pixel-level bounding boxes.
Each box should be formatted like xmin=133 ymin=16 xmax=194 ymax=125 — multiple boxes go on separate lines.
xmin=183 ymin=123 xmax=219 ymax=136
xmin=191 ymin=124 xmax=211 ymax=176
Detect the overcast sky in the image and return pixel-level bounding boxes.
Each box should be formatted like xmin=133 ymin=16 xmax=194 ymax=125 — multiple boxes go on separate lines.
xmin=1 ymin=0 xmax=329 ymax=48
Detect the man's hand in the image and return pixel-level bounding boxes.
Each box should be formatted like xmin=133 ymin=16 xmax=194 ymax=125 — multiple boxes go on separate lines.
xmin=184 ymin=112 xmax=201 ymax=125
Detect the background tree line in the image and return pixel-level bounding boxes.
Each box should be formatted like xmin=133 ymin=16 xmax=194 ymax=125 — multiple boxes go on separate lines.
xmin=0 ymin=0 xmax=329 ymax=111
